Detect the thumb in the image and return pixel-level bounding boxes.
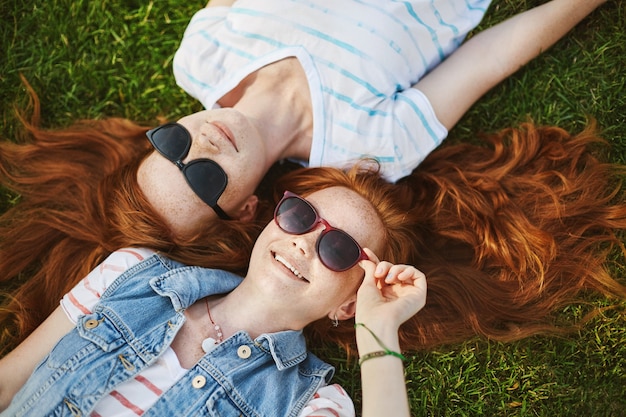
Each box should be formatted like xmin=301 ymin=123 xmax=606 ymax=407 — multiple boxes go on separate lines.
xmin=357 ymin=248 xmax=381 ymax=297
xmin=358 ymin=248 xmax=379 ymax=287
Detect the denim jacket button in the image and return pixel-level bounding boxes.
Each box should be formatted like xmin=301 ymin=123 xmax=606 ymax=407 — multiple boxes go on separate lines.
xmin=84 ymin=319 xmax=99 ymax=329
xmin=192 ymin=375 xmax=206 ymax=389
xmin=237 ymin=345 xmax=252 ymax=359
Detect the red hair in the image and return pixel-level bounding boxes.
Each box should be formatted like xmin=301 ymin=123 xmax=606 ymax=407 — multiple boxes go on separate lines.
xmin=0 ymin=85 xmax=263 ymax=354
xmin=276 ymin=128 xmax=626 ymax=353
xmin=1 ymin=84 xmax=625 ymax=356
xmin=396 ymin=121 xmax=626 ymax=350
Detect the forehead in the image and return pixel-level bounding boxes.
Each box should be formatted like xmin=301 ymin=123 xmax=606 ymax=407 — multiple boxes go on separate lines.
xmin=304 ymin=187 xmax=384 ymax=253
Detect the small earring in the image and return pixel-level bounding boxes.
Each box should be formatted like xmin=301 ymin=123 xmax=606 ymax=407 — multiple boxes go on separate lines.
xmin=332 ymin=315 xmax=339 ymax=327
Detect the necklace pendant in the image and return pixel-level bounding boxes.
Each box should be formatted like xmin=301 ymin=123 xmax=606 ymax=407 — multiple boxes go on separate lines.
xmin=203 ymin=297 xmax=224 ymax=353
xmin=201 ymin=337 xmax=219 ymax=353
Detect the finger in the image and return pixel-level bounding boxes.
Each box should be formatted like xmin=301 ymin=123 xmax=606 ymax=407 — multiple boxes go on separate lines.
xmin=359 ymin=248 xmax=383 ymax=288
xmin=384 ymin=265 xmax=426 ymax=283
xmin=374 ymin=261 xmax=394 ymax=279
xmin=362 ymin=247 xmax=380 ymax=264
xmin=383 ymin=264 xmax=415 ymax=283
xmin=357 ymin=258 xmax=377 ymax=289
xmin=414 ymin=276 xmax=428 ymax=311
xmin=397 ymin=266 xmax=426 ymax=282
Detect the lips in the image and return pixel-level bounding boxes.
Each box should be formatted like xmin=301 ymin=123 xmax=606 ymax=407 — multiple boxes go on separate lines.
xmin=210 ymin=121 xmax=238 ymax=152
xmin=273 ymin=253 xmax=309 ymax=283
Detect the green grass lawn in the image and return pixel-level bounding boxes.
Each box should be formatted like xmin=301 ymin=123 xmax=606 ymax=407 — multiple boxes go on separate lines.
xmin=1 ymin=0 xmax=625 ymax=415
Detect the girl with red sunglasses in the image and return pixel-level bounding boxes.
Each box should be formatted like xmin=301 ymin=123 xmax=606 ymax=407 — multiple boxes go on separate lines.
xmin=0 ymin=167 xmax=425 ymax=417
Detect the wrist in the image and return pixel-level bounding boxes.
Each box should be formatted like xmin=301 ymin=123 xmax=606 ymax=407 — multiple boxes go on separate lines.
xmin=355 ymin=321 xmax=399 ymax=347
xmin=358 ymin=350 xmax=405 ymax=367
xmin=354 ymin=322 xmax=404 ymax=362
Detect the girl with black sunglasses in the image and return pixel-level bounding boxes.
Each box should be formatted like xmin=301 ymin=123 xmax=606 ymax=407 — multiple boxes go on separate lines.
xmin=125 ymin=0 xmax=609 ymax=234
xmin=0 ymin=167 xmax=425 ymax=417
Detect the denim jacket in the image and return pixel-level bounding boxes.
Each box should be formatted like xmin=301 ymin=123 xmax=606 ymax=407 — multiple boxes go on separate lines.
xmin=4 ymin=254 xmax=334 ymax=417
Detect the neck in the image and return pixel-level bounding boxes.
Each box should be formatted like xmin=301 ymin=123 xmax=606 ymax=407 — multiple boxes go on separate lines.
xmin=206 ymin=285 xmax=307 ymax=341
xmin=220 ymin=59 xmax=314 ymax=165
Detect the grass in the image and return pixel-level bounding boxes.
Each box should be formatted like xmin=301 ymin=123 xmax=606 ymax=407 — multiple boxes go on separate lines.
xmin=1 ymin=0 xmax=625 ymax=415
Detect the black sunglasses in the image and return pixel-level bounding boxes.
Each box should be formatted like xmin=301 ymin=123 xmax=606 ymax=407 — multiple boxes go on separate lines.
xmin=146 ymin=123 xmax=231 ymax=220
xmin=274 ymin=191 xmax=369 ymax=272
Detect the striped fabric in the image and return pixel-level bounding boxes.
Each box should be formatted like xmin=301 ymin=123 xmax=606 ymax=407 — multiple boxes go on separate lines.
xmin=173 ymin=0 xmax=491 ymax=182
xmin=60 ymin=248 xmax=354 ymax=416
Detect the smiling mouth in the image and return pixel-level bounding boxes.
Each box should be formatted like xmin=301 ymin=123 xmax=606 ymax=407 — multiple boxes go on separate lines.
xmin=273 ymin=253 xmax=309 ymax=283
xmin=211 ymin=122 xmax=238 ymax=152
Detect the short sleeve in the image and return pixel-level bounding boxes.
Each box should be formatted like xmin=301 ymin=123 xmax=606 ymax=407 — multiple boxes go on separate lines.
xmin=298 ymin=384 xmax=355 ymax=417
xmin=60 ymin=248 xmax=156 ymax=323
xmin=309 ymin=86 xmax=448 ymax=183
xmin=173 ymin=7 xmax=229 ymax=106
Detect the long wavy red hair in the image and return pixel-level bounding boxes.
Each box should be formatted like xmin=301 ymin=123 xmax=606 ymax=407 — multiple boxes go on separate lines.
xmin=1 ymin=85 xmax=625 ymax=356
xmin=0 ymin=85 xmax=264 ymax=354
xmin=396 ymin=121 xmax=626 ymax=350
xmin=279 ymin=128 xmax=626 ymax=353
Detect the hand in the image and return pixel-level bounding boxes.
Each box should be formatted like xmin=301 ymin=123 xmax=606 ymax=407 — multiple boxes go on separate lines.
xmin=355 ymin=248 xmax=427 ymax=329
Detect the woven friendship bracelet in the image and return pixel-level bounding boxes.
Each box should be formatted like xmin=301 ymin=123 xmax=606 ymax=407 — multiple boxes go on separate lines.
xmin=354 ymin=322 xmax=406 ymax=366
xmin=358 ymin=350 xmax=404 ymax=366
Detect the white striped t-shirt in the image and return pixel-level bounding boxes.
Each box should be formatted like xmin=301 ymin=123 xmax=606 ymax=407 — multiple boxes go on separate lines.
xmin=173 ymin=0 xmax=492 ymax=182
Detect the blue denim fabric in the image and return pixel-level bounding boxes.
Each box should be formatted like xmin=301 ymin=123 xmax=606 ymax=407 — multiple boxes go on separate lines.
xmin=4 ymin=254 xmax=334 ymax=417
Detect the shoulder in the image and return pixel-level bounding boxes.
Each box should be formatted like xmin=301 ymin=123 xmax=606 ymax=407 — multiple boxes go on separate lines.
xmin=60 ymin=248 xmax=157 ymax=322
xmin=83 ymin=247 xmax=157 ymax=292
xmin=104 ymin=248 xmax=156 ymax=269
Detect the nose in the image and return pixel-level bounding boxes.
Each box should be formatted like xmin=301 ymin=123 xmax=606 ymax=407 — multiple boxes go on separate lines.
xmin=291 ymin=222 xmax=325 ymax=259
xmin=186 ymin=123 xmax=219 ymax=159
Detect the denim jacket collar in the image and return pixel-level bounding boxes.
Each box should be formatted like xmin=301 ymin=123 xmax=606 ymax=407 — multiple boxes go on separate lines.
xmin=149 ymin=254 xmax=310 ymax=370
xmin=149 ymin=254 xmax=243 ymax=311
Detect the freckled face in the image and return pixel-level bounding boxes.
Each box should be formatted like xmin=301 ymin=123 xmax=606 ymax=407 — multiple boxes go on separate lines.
xmin=137 ymin=109 xmax=267 ymax=236
xmin=247 ymin=186 xmax=385 ymax=324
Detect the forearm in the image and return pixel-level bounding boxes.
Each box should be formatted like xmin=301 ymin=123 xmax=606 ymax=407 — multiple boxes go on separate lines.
xmin=0 ymin=306 xmax=73 ymax=411
xmin=357 ymin=323 xmax=411 ymax=417
xmin=416 ymin=0 xmax=607 ymax=130
xmin=477 ymin=0 xmax=607 ymax=77
xmin=354 ymin=257 xmax=427 ymax=416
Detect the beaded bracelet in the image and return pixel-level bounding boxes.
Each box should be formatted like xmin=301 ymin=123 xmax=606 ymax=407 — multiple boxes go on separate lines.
xmin=355 ymin=322 xmax=406 ymax=366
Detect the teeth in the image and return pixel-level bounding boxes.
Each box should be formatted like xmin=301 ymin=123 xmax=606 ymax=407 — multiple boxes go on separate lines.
xmin=274 ymin=254 xmax=308 ymax=281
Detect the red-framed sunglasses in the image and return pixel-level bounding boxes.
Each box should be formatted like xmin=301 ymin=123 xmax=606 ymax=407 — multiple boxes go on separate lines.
xmin=274 ymin=191 xmax=369 ymax=272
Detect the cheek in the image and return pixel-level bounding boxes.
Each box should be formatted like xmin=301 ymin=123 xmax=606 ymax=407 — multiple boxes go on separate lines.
xmin=346 ymin=269 xmax=365 ymax=293
xmin=177 ymin=111 xmax=209 ymax=134
xmin=325 ymin=269 xmax=363 ymax=302
xmin=137 ymin=156 xmax=215 ymax=236
xmin=223 ymin=159 xmax=264 ymax=199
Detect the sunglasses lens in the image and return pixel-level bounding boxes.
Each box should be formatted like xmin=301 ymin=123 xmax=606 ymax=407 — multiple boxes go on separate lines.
xmin=275 ymin=192 xmax=367 ymax=272
xmin=183 ymin=160 xmax=228 ymax=206
xmin=317 ymin=230 xmax=362 ymax=271
xmin=148 ymin=123 xmax=191 ymax=162
xmin=275 ymin=197 xmax=317 ymax=234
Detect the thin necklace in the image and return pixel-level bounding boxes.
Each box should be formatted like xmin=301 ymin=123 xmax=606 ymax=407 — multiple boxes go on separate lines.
xmin=201 ymin=298 xmax=223 ymax=353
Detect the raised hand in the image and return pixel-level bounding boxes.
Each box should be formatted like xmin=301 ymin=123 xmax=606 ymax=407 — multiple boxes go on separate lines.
xmin=356 ymin=248 xmax=427 ymax=328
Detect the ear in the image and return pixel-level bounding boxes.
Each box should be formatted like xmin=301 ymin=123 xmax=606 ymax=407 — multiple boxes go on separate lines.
xmin=330 ymin=295 xmax=357 ymax=321
xmin=235 ymin=195 xmax=259 ymax=222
